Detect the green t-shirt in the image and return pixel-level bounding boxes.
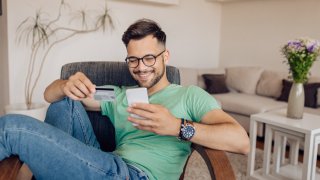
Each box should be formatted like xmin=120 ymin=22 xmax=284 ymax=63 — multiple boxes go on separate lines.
xmin=101 ymin=84 xmax=220 ymax=180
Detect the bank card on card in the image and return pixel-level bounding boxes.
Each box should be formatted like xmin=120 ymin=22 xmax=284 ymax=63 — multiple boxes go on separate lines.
xmin=94 ymin=86 xmax=115 ymax=101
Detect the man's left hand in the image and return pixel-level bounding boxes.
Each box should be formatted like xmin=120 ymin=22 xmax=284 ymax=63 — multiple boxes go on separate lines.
xmin=127 ymin=103 xmax=181 ymax=136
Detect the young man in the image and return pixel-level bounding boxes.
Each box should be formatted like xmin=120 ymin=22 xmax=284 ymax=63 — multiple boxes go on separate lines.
xmin=0 ymin=19 xmax=249 ymax=179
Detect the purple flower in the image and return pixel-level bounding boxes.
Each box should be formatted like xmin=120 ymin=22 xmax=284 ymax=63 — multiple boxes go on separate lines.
xmin=307 ymin=43 xmax=315 ymax=53
xmin=281 ymin=37 xmax=320 ymax=83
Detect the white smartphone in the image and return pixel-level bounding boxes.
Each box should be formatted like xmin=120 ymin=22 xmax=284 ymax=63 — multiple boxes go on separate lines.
xmin=126 ymin=87 xmax=149 ymax=121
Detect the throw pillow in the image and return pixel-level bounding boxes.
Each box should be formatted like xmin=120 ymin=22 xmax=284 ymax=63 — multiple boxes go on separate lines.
xmin=256 ymin=70 xmax=286 ymax=98
xmin=318 ymin=88 xmax=320 ymax=107
xmin=277 ymin=79 xmax=320 ymax=108
xmin=202 ymin=74 xmax=230 ymax=94
xmin=307 ymin=76 xmax=320 ymax=107
xmin=225 ymin=67 xmax=264 ymax=94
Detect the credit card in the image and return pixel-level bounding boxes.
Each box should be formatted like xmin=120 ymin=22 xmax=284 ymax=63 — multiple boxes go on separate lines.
xmin=94 ymin=87 xmax=115 ymax=101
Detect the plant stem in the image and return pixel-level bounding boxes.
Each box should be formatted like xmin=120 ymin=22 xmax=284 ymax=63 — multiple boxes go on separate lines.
xmin=20 ymin=1 xmax=113 ymax=109
xmin=28 ymin=25 xmax=102 ymax=106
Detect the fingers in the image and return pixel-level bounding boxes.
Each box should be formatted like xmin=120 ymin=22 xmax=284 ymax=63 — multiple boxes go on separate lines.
xmin=127 ymin=104 xmax=178 ymax=136
xmin=127 ymin=104 xmax=164 ymax=134
xmin=63 ymin=72 xmax=96 ymax=100
xmin=127 ymin=116 xmax=157 ymax=132
xmin=64 ymin=89 xmax=81 ymax=101
xmin=127 ymin=106 xmax=154 ymax=120
xmin=127 ymin=104 xmax=156 ymax=128
xmin=130 ymin=103 xmax=158 ymax=112
xmin=127 ymin=103 xmax=168 ymax=121
xmin=78 ymin=73 xmax=96 ymax=94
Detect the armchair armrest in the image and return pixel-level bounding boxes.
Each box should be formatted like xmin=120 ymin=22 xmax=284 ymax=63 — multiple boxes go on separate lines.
xmin=0 ymin=156 xmax=22 ymax=180
xmin=181 ymin=144 xmax=236 ymax=180
xmin=202 ymin=147 xmax=236 ymax=180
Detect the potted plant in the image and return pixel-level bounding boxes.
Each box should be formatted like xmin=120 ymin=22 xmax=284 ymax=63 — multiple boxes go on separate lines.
xmin=5 ymin=0 xmax=113 ymax=120
xmin=281 ymin=37 xmax=320 ymax=119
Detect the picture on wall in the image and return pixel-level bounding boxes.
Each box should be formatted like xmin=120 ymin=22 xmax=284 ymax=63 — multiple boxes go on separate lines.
xmin=0 ymin=0 xmax=2 ymax=16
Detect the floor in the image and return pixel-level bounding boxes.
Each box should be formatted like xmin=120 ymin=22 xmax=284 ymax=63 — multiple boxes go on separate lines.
xmin=256 ymin=137 xmax=320 ymax=167
xmin=1 ymin=137 xmax=320 ymax=180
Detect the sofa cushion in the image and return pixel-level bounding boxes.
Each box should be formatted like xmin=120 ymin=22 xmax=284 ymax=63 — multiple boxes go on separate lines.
xmin=198 ymin=68 xmax=225 ymax=89
xmin=318 ymin=88 xmax=320 ymax=107
xmin=226 ymin=67 xmax=264 ymax=94
xmin=308 ymin=76 xmax=320 ymax=83
xmin=179 ymin=67 xmax=222 ymax=88
xmin=179 ymin=68 xmax=198 ymax=86
xmin=256 ymin=70 xmax=286 ymax=98
xmin=202 ymin=74 xmax=229 ymax=94
xmin=213 ymin=92 xmax=287 ymax=116
xmin=309 ymin=76 xmax=320 ymax=107
xmin=305 ymin=84 xmax=320 ymax=108
xmin=277 ymin=79 xmax=320 ymax=108
xmin=304 ymin=107 xmax=320 ymax=115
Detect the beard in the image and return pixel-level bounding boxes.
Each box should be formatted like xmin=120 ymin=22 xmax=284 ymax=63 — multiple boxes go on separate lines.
xmin=133 ymin=62 xmax=166 ymax=89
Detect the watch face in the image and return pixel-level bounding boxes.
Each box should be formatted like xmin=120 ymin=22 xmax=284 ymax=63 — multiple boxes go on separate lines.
xmin=182 ymin=125 xmax=195 ymax=139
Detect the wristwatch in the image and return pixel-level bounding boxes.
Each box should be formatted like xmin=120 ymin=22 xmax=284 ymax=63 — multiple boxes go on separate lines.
xmin=178 ymin=118 xmax=195 ymax=141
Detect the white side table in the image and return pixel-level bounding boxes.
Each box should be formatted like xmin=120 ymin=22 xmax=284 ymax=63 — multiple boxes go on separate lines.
xmin=247 ymin=109 xmax=320 ymax=180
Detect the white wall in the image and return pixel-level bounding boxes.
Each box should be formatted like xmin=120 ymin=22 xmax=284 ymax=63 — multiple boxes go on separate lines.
xmin=0 ymin=0 xmax=9 ymax=115
xmin=219 ymin=0 xmax=320 ymax=77
xmin=4 ymin=0 xmax=320 ymax=113
xmin=5 ymin=0 xmax=221 ymax=106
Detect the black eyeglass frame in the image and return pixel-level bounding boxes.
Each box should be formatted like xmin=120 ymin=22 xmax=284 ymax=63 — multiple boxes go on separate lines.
xmin=125 ymin=50 xmax=166 ymax=68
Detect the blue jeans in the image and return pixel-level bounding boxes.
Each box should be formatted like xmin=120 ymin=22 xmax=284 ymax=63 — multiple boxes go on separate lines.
xmin=0 ymin=98 xmax=149 ymax=180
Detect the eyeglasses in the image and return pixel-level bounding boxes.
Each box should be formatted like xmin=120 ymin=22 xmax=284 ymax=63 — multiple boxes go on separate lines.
xmin=125 ymin=50 xmax=166 ymax=68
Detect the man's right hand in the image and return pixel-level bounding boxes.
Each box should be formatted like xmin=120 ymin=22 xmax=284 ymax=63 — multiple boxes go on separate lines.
xmin=62 ymin=72 xmax=96 ymax=100
xmin=44 ymin=72 xmax=96 ymax=103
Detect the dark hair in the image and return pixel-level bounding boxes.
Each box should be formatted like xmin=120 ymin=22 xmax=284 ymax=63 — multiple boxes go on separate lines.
xmin=122 ymin=19 xmax=166 ymax=47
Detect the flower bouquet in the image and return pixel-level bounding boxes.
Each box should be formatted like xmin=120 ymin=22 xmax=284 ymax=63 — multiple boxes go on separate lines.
xmin=281 ymin=37 xmax=320 ymax=119
xmin=281 ymin=37 xmax=320 ymax=83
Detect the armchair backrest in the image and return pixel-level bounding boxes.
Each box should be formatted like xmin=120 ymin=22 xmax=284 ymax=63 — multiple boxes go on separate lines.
xmin=61 ymin=61 xmax=180 ymax=86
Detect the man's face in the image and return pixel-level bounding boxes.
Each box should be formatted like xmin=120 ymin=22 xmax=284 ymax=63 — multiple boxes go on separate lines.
xmin=126 ymin=35 xmax=168 ymax=89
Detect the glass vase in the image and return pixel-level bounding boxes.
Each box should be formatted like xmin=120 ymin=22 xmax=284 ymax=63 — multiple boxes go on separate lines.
xmin=287 ymin=83 xmax=305 ymax=119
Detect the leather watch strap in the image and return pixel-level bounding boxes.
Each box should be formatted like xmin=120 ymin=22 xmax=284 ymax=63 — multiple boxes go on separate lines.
xmin=178 ymin=118 xmax=185 ymax=140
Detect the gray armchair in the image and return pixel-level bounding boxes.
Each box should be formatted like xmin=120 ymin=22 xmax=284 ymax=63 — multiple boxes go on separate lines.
xmin=0 ymin=61 xmax=235 ymax=180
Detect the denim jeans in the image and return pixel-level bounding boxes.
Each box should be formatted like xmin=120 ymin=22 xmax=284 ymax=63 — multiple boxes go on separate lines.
xmin=0 ymin=98 xmax=149 ymax=180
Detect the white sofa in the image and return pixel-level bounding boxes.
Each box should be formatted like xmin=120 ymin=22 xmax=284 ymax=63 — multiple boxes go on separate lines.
xmin=179 ymin=66 xmax=320 ymax=137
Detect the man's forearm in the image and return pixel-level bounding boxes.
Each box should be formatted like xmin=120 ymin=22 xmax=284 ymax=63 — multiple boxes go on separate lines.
xmin=184 ymin=109 xmax=250 ymax=154
xmin=189 ymin=122 xmax=250 ymax=154
xmin=44 ymin=79 xmax=67 ymax=103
